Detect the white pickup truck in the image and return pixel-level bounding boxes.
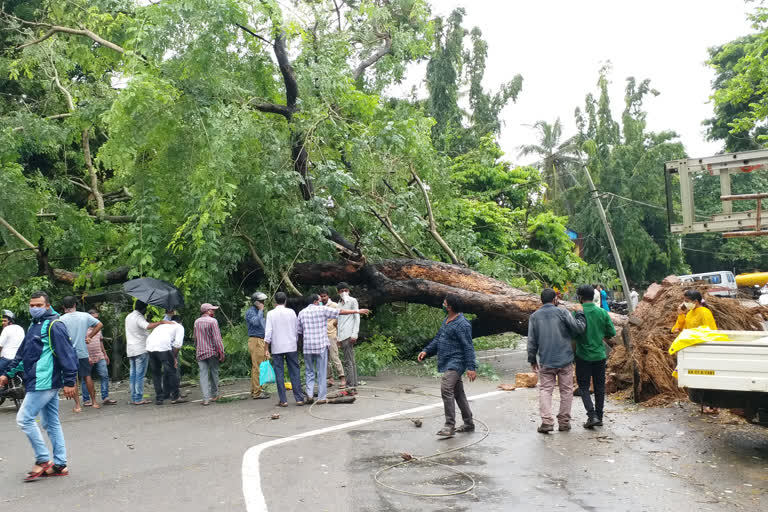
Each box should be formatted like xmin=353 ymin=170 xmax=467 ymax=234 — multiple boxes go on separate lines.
xmin=676 ymin=330 xmax=768 ymax=424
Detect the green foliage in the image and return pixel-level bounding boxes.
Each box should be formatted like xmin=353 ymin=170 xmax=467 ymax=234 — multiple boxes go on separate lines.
xmin=355 ymin=334 xmax=399 ymax=376
xmin=367 ymin=303 xmax=444 ymax=358
xmin=563 ymin=68 xmax=688 ymax=285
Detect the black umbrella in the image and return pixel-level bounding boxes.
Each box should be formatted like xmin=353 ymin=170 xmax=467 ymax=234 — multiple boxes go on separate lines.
xmin=123 ymin=277 xmax=185 ymax=311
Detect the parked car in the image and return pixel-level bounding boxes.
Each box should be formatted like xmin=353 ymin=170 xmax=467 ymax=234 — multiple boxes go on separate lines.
xmin=677 ymin=271 xmax=738 ymax=297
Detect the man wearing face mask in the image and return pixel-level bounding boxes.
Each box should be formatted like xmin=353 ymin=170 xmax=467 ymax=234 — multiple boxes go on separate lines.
xmin=0 ymin=291 xmax=78 ymax=480
xmin=418 ymin=294 xmax=477 ymax=438
xmin=336 ymin=282 xmax=362 ymax=391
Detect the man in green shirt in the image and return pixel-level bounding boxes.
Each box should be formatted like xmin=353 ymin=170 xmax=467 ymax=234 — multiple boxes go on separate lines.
xmin=574 ymin=284 xmax=616 ymax=429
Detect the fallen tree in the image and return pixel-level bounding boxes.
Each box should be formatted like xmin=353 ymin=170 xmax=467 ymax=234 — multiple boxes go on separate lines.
xmin=290 ymin=259 xmax=627 ymax=337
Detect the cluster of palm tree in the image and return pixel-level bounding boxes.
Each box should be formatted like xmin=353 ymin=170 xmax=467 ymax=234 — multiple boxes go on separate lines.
xmin=518 ymin=119 xmax=582 ymax=213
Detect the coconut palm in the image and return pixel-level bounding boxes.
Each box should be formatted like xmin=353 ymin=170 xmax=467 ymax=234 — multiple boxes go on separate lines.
xmin=518 ymin=119 xmax=580 ymax=207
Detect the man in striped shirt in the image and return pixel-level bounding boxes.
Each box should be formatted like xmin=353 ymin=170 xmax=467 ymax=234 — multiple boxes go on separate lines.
xmin=297 ymin=294 xmax=369 ymax=403
xmin=194 ymin=303 xmax=225 ymax=406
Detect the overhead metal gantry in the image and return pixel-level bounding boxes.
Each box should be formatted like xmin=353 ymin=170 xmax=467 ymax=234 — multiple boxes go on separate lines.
xmin=665 ymin=149 xmax=768 ymax=237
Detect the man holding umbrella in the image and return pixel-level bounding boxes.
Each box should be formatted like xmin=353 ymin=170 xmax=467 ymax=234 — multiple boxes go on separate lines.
xmin=123 ymin=278 xmax=184 ymax=405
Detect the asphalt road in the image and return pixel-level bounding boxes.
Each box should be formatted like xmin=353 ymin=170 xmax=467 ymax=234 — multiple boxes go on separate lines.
xmin=1 ymin=348 xmax=766 ymax=511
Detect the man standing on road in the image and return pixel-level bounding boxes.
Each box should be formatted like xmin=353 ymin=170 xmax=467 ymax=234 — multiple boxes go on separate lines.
xmin=61 ymin=296 xmax=103 ymax=412
xmin=0 ymin=310 xmax=24 ymax=374
xmin=0 ymin=291 xmax=78 ymax=480
xmin=336 ymin=282 xmax=361 ymax=391
xmin=319 ymin=289 xmax=345 ymax=389
xmin=246 ymin=292 xmax=270 ymax=400
xmin=265 ymin=292 xmax=304 ymax=406
xmin=81 ymin=309 xmax=116 ymax=406
xmin=574 ymin=285 xmax=616 ymax=429
xmin=527 ymin=288 xmax=586 ymax=433
xmin=147 ymin=315 xmax=186 ymax=405
xmin=418 ymin=294 xmax=477 ymax=438
xmin=195 ymin=303 xmax=225 ymax=406
xmin=297 ymin=294 xmax=369 ymax=404
xmin=125 ymin=301 xmax=171 ymax=406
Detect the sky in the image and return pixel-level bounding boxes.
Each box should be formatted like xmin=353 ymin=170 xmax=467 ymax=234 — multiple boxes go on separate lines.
xmin=394 ymin=0 xmax=756 ymax=165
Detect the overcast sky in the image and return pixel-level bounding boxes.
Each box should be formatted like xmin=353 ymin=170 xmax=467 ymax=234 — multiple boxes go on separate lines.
xmin=397 ymin=0 xmax=756 ymax=164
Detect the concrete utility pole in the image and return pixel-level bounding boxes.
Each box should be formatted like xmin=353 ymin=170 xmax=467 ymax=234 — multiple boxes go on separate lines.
xmin=579 ymin=159 xmax=634 ymax=313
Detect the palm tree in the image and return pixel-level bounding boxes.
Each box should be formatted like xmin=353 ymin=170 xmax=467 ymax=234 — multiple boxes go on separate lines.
xmin=518 ymin=119 xmax=580 ymax=207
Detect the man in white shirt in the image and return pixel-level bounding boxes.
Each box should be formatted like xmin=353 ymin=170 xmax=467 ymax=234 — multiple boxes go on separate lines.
xmin=630 ymin=289 xmax=639 ymax=309
xmin=0 ymin=310 xmax=25 ymax=374
xmin=264 ymin=292 xmax=304 ymax=406
xmin=146 ymin=315 xmax=186 ymax=405
xmin=336 ymin=282 xmax=362 ymax=391
xmin=125 ymin=301 xmax=171 ymax=405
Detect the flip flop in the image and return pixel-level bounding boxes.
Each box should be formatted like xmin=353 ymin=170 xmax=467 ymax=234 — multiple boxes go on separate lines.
xmin=24 ymin=461 xmax=53 ymax=482
xmin=43 ymin=464 xmax=69 ymax=477
xmin=102 ymin=399 xmax=117 ymax=405
xmin=83 ymin=401 xmax=93 ymax=407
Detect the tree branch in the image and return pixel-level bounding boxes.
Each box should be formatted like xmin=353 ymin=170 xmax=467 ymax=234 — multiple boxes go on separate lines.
xmin=353 ymin=35 xmax=392 ymax=81
xmin=410 ymin=169 xmax=461 ymax=265
xmin=238 ymin=233 xmax=302 ymax=296
xmin=236 ymin=23 xmax=274 ymax=47
xmin=369 ymin=208 xmax=416 ymax=258
xmin=82 ymin=128 xmax=105 ymax=215
xmin=273 ymin=32 xmax=299 ymax=109
xmin=250 ymin=101 xmax=294 ymax=120
xmin=0 ymin=216 xmax=38 ymax=251
xmin=3 ymin=11 xmax=126 ymax=54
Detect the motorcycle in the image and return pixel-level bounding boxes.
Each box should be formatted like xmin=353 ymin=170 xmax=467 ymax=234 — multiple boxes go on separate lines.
xmin=0 ymin=374 xmax=25 ymax=411
xmin=609 ymin=300 xmax=628 ymax=315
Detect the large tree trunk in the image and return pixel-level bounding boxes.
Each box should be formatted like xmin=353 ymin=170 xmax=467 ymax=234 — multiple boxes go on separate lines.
xmin=291 ymin=259 xmax=626 ymax=337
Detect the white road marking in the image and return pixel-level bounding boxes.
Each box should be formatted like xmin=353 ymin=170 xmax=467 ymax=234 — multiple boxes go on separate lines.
xmin=241 ymin=390 xmax=505 ymax=512
xmin=476 ymin=350 xmax=524 ymax=360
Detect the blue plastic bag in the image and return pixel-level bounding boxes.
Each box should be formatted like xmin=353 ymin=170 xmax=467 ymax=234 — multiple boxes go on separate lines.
xmin=259 ymin=360 xmax=276 ymax=387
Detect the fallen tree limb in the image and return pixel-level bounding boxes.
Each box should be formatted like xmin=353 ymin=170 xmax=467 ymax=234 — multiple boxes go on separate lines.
xmin=290 ymin=259 xmax=627 ymax=337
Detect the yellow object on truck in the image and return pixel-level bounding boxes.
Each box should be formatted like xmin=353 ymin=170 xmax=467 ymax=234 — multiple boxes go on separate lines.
xmin=735 ymin=272 xmax=768 ymax=288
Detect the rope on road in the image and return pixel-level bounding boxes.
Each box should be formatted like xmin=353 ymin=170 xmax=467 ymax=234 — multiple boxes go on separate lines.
xmin=373 ymin=417 xmax=490 ymax=497
xmin=245 ymin=384 xmax=493 ymax=498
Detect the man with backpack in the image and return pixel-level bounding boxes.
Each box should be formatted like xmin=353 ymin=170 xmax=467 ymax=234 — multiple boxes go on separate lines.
xmin=0 ymin=291 xmax=78 ymax=480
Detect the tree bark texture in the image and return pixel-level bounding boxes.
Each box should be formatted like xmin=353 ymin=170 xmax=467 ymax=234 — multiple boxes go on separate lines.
xmin=290 ymin=259 xmax=627 ymax=337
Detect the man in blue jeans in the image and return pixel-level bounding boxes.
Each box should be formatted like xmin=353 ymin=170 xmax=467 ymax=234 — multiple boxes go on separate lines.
xmin=81 ymin=309 xmax=117 ymax=406
xmin=0 ymin=291 xmax=78 ymax=481
xmin=125 ymin=301 xmax=171 ymax=405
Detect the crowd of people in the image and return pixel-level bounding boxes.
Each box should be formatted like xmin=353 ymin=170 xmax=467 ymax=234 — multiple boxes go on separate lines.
xmin=0 ymin=280 xmax=718 ymax=479
xmin=527 ymin=284 xmax=718 ymax=433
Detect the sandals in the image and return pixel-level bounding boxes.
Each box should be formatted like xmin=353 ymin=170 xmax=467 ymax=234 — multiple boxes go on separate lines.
xmin=83 ymin=401 xmax=93 ymax=407
xmin=455 ymin=424 xmax=475 ymax=433
xmin=24 ymin=461 xmax=53 ymax=482
xmin=44 ymin=464 xmax=69 ymax=477
xmin=435 ymin=428 xmax=455 ymax=438
xmin=103 ymin=398 xmax=117 ymax=405
xmin=132 ymin=400 xmax=151 ymax=405
xmin=276 ymin=402 xmax=288 ymax=407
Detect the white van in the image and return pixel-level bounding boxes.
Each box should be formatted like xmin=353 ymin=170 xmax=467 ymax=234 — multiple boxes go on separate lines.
xmin=678 ymin=271 xmax=738 ymax=297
